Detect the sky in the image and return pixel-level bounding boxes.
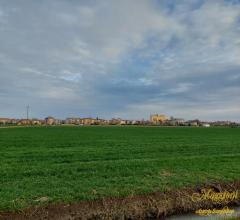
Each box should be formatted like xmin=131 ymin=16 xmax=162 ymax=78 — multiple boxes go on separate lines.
xmin=0 ymin=0 xmax=240 ymax=121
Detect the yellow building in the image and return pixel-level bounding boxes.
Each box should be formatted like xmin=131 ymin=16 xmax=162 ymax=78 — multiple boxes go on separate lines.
xmin=150 ymin=114 xmax=168 ymax=124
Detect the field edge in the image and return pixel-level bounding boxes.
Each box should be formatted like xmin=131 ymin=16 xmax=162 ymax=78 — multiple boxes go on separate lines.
xmin=1 ymin=180 xmax=240 ymax=220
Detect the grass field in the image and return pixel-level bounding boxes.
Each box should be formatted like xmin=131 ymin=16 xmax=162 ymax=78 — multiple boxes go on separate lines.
xmin=0 ymin=126 xmax=240 ymax=211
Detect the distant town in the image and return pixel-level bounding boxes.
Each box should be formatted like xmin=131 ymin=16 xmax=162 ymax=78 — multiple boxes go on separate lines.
xmin=0 ymin=114 xmax=239 ymax=127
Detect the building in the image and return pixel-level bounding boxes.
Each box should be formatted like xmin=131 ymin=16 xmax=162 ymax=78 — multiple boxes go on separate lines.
xmin=81 ymin=118 xmax=95 ymax=125
xmin=31 ymin=119 xmax=42 ymax=125
xmin=17 ymin=119 xmax=32 ymax=126
xmin=109 ymin=118 xmax=122 ymax=125
xmin=120 ymin=120 xmax=127 ymax=125
xmin=65 ymin=118 xmax=82 ymax=125
xmin=167 ymin=117 xmax=185 ymax=126
xmin=64 ymin=117 xmax=107 ymax=125
xmin=186 ymin=120 xmax=200 ymax=126
xmin=10 ymin=119 xmax=18 ymax=125
xmin=45 ymin=116 xmax=55 ymax=125
xmin=150 ymin=114 xmax=168 ymax=125
xmin=211 ymin=121 xmax=233 ymax=127
xmin=92 ymin=118 xmax=108 ymax=125
xmin=0 ymin=118 xmax=12 ymax=125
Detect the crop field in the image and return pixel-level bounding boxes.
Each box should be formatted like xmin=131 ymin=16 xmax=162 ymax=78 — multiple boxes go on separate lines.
xmin=0 ymin=126 xmax=240 ymax=211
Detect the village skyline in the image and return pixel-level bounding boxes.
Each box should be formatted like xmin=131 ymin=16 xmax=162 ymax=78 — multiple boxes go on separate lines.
xmin=0 ymin=104 xmax=240 ymax=123
xmin=0 ymin=113 xmax=239 ymax=127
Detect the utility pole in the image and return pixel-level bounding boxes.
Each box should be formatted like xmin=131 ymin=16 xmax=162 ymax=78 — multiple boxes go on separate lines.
xmin=26 ymin=105 xmax=30 ymax=120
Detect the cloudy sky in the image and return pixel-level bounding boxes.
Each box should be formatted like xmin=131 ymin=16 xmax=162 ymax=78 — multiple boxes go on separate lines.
xmin=0 ymin=0 xmax=240 ymax=121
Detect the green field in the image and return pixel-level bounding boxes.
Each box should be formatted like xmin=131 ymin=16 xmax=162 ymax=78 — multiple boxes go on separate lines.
xmin=1 ymin=126 xmax=240 ymax=210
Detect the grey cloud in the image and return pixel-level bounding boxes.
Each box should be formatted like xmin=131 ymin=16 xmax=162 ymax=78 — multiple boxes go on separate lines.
xmin=0 ymin=0 xmax=240 ymax=121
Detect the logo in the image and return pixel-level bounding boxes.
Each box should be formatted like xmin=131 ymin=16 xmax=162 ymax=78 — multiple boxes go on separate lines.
xmin=191 ymin=189 xmax=239 ymax=203
xmin=195 ymin=207 xmax=234 ymax=216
